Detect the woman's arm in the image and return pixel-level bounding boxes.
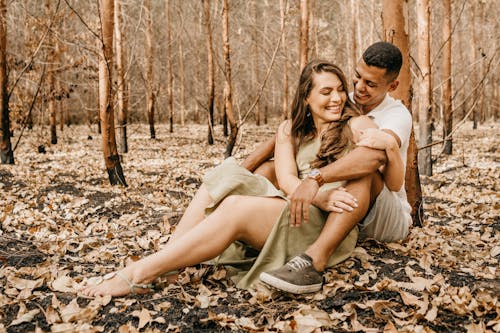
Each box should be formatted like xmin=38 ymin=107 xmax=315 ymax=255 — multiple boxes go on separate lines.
xmin=274 ymin=120 xmax=302 ymax=196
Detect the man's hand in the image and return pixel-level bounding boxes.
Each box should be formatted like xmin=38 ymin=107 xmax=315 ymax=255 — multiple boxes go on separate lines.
xmin=289 ymin=178 xmax=320 ymax=227
xmin=357 ymin=128 xmax=398 ymax=151
xmin=313 ymin=187 xmax=358 ymax=213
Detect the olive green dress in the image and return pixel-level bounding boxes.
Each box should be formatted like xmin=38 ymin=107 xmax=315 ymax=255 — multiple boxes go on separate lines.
xmin=202 ymin=138 xmax=358 ymax=289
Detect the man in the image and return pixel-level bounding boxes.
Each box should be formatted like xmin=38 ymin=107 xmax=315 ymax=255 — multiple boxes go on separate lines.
xmin=253 ymin=42 xmax=413 ymax=294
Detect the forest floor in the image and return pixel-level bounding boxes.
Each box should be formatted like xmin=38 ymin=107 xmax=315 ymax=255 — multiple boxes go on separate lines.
xmin=0 ymin=121 xmax=498 ymax=333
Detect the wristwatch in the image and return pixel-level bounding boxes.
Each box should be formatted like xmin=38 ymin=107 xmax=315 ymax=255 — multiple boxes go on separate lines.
xmin=307 ymin=168 xmax=325 ymax=187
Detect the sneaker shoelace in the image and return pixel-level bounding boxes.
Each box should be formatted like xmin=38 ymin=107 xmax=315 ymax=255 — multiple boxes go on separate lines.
xmin=286 ymin=255 xmax=311 ymax=272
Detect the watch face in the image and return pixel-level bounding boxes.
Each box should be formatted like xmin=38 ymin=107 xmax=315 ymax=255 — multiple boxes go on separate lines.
xmin=309 ymin=169 xmax=320 ymax=177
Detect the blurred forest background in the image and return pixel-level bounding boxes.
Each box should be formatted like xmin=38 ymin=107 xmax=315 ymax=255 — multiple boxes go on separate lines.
xmin=2 ymin=0 xmax=497 ymax=150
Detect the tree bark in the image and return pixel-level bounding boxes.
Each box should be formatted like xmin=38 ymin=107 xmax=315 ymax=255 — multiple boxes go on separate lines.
xmin=382 ymin=0 xmax=423 ymax=226
xmin=203 ymin=0 xmax=214 ymax=145
xmin=114 ymin=0 xmax=128 ymax=153
xmin=222 ymin=0 xmax=237 ymax=158
xmin=252 ymin=1 xmax=260 ymax=126
xmin=280 ymin=0 xmax=288 ymax=120
xmin=416 ymin=0 xmax=433 ymax=176
xmin=166 ymin=0 xmax=174 ymax=133
xmin=145 ymin=0 xmax=155 ymax=139
xmin=442 ymin=0 xmax=452 ymax=154
xmin=350 ymin=0 xmax=358 ymax=65
xmin=0 ymin=0 xmax=13 ymax=164
xmin=298 ymin=0 xmax=308 ymax=70
xmin=179 ymin=40 xmax=185 ymax=126
xmin=469 ymin=2 xmax=478 ymax=129
xmin=46 ymin=0 xmax=57 ymax=145
xmin=99 ymin=0 xmax=126 ymax=186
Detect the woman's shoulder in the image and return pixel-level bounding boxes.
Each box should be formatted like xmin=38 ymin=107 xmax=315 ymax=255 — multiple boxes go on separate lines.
xmin=277 ymin=119 xmax=292 ymax=136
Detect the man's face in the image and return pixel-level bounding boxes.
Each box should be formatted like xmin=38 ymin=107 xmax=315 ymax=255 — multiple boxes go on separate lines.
xmin=352 ymin=59 xmax=397 ymax=113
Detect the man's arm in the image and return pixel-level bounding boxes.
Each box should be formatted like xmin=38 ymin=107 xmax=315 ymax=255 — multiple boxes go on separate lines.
xmin=289 ymin=115 xmax=387 ymax=226
xmin=240 ymin=135 xmax=275 ymax=172
xmin=319 ymin=146 xmax=386 ymax=183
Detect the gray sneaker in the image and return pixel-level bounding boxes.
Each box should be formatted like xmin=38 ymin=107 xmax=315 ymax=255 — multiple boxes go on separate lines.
xmin=259 ymin=254 xmax=323 ymax=294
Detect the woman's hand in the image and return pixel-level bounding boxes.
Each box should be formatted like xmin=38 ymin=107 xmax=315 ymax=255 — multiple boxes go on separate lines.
xmin=356 ymin=128 xmax=397 ymax=151
xmin=313 ymin=187 xmax=358 ymax=213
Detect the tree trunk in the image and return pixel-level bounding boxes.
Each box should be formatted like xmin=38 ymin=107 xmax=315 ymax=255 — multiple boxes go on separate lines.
xmin=442 ymin=0 xmax=452 ymax=154
xmin=179 ymin=40 xmax=185 ymax=126
xmin=350 ymin=0 xmax=357 ymax=65
xmin=0 ymin=0 xmax=13 ymax=164
xmin=310 ymin=0 xmax=318 ymax=58
xmin=222 ymin=0 xmax=237 ymax=158
xmin=203 ymin=0 xmax=214 ymax=145
xmin=416 ymin=0 xmax=432 ymax=176
xmin=145 ymin=0 xmax=155 ymax=139
xmin=469 ymin=2 xmax=478 ymax=129
xmin=166 ymin=0 xmax=174 ymax=133
xmin=46 ymin=0 xmax=57 ymax=145
xmin=99 ymin=0 xmax=126 ymax=186
xmin=280 ymin=0 xmax=289 ymax=120
xmin=252 ymin=2 xmax=260 ymax=126
xmin=114 ymin=0 xmax=128 ymax=153
xmin=382 ymin=0 xmax=423 ymax=227
xmin=298 ymin=0 xmax=308 ymax=70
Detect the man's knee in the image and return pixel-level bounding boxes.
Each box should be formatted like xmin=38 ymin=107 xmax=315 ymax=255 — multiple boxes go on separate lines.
xmin=344 ymin=172 xmax=384 ymax=206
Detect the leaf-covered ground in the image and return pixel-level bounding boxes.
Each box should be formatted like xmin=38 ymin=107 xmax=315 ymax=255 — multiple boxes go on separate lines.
xmin=0 ymin=122 xmax=498 ymax=333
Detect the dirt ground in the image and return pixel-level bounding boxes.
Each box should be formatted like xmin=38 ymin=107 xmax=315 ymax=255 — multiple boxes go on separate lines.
xmin=0 ymin=122 xmax=498 ymax=332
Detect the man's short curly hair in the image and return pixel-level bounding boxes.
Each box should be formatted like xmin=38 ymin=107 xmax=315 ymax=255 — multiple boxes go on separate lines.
xmin=362 ymin=42 xmax=403 ymax=82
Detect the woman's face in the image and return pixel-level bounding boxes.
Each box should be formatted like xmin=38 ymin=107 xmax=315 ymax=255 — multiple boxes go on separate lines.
xmin=305 ymin=71 xmax=347 ymax=129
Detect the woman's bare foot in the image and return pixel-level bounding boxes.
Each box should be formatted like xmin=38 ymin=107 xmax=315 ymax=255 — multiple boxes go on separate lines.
xmin=80 ymin=269 xmax=154 ymax=297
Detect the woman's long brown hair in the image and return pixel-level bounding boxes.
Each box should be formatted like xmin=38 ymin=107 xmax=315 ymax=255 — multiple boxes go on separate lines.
xmin=290 ymin=60 xmax=361 ymax=169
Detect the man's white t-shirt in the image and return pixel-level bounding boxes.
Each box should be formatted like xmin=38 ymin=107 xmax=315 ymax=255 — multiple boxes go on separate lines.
xmin=366 ymin=94 xmax=412 ymax=215
xmin=350 ymin=94 xmax=412 ymax=241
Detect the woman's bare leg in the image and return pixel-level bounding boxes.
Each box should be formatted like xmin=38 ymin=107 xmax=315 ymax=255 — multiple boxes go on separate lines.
xmin=81 ymin=195 xmax=286 ymax=296
xmin=169 ymin=184 xmax=212 ymax=242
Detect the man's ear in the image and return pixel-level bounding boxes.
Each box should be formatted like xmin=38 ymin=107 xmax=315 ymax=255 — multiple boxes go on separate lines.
xmin=388 ymin=80 xmax=399 ymax=92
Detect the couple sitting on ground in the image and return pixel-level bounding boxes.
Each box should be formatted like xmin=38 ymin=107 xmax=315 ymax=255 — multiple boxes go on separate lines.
xmin=81 ymin=41 xmax=413 ymax=297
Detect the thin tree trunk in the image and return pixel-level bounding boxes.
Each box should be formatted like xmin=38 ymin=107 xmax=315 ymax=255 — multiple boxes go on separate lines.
xmin=252 ymin=2 xmax=260 ymax=125
xmin=179 ymin=40 xmax=185 ymax=126
xmin=416 ymin=0 xmax=432 ymax=176
xmin=442 ymin=0 xmax=452 ymax=154
xmin=166 ymin=0 xmax=174 ymax=133
xmin=222 ymin=0 xmax=237 ymax=157
xmin=280 ymin=0 xmax=288 ymax=120
xmin=310 ymin=0 xmax=318 ymax=58
xmin=382 ymin=0 xmax=423 ymax=226
xmin=99 ymin=0 xmax=126 ymax=186
xmin=298 ymin=0 xmax=308 ymax=70
xmin=470 ymin=2 xmax=478 ymax=129
xmin=203 ymin=0 xmax=214 ymax=144
xmin=115 ymin=0 xmax=128 ymax=153
xmin=145 ymin=0 xmax=155 ymax=139
xmin=57 ymin=76 xmax=64 ymax=132
xmin=350 ymin=0 xmax=357 ymax=64
xmin=0 ymin=0 xmax=13 ymax=164
xmin=46 ymin=0 xmax=57 ymax=145
xmin=477 ymin=1 xmax=485 ymax=123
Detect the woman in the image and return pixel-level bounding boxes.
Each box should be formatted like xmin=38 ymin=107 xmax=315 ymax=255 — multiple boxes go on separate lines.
xmin=81 ymin=60 xmax=401 ymax=297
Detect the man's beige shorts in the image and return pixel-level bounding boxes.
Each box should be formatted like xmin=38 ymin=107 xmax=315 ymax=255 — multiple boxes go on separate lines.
xmin=360 ymin=185 xmax=412 ymax=242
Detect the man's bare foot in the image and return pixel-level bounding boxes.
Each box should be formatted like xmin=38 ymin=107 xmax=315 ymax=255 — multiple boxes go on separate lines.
xmin=80 ymin=270 xmax=155 ymax=297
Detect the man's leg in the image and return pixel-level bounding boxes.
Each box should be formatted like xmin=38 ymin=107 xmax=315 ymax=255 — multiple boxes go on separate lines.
xmin=260 ymin=172 xmax=383 ymax=293
xmin=305 ymin=172 xmax=383 ymax=271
